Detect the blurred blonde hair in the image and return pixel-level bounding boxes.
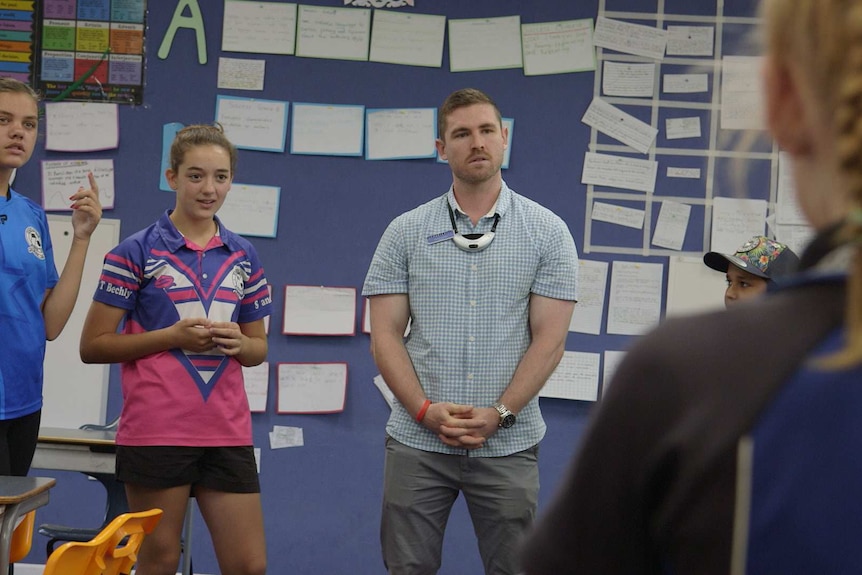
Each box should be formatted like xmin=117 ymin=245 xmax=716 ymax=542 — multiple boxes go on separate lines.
xmin=761 ymin=0 xmax=862 ymax=368
xmin=0 ymin=77 xmax=39 ymax=103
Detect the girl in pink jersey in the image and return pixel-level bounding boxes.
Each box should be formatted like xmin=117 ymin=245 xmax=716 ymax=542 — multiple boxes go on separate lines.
xmin=81 ymin=124 xmax=270 ymax=575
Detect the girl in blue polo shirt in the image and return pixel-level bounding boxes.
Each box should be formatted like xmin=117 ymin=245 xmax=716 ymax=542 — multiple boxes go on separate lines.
xmin=0 ymin=78 xmax=101 ymax=477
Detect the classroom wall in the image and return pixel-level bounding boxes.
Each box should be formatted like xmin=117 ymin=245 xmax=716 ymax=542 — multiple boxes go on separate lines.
xmin=20 ymin=1 xmax=763 ymax=573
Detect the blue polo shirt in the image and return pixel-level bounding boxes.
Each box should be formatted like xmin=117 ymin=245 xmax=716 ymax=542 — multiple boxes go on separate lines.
xmin=0 ymin=189 xmax=59 ymax=419
xmin=363 ymin=182 xmax=579 ymax=457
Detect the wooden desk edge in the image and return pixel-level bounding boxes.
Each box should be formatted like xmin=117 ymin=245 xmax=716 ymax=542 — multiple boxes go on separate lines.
xmin=38 ymin=426 xmax=116 ymax=446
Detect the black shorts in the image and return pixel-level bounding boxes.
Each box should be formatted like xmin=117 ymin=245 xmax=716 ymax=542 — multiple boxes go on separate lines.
xmin=116 ymin=445 xmax=260 ymax=494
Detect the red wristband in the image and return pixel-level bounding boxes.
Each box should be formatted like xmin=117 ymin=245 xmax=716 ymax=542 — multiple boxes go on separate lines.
xmin=416 ymin=399 xmax=432 ymax=422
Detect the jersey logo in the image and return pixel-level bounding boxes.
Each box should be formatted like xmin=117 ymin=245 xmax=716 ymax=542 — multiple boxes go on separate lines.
xmin=24 ymin=227 xmax=44 ymax=260
xmin=231 ymin=266 xmax=245 ymax=299
xmin=146 ymin=251 xmax=251 ymax=400
xmin=154 ymin=275 xmax=176 ymax=290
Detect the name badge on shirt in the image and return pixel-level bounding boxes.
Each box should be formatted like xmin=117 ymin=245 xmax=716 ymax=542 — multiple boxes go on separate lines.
xmin=426 ymin=230 xmax=454 ymax=245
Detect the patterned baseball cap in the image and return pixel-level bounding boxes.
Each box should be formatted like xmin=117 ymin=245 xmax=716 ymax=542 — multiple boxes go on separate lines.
xmin=703 ymin=235 xmax=800 ymax=283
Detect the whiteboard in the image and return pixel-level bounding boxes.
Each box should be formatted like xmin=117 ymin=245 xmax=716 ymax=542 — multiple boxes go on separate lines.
xmin=42 ymin=216 xmax=121 ymax=428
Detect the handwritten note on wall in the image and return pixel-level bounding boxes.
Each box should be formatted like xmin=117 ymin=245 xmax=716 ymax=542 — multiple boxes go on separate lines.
xmin=222 ymin=0 xmax=297 ymax=55
xmin=215 ymin=96 xmax=288 ymax=152
xmin=44 ymin=102 xmax=119 ymax=152
xmin=277 ymin=362 xmax=347 ymax=413
xmin=42 ymin=159 xmax=115 ymax=211
xmin=296 ymin=4 xmax=371 ymax=61
xmin=365 ymin=108 xmax=436 ymax=160
xmin=219 ymin=183 xmax=281 ymax=238
xmin=282 ymin=285 xmax=357 ymax=335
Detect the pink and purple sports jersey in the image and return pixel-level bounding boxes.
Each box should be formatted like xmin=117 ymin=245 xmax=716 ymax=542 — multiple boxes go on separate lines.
xmin=94 ymin=211 xmax=271 ymax=447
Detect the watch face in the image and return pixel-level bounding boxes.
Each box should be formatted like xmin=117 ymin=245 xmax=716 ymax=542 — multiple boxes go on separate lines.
xmin=500 ymin=414 xmax=516 ymax=428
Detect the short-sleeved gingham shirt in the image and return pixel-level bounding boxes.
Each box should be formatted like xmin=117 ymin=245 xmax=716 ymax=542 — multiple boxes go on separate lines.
xmin=363 ymin=182 xmax=579 ymax=457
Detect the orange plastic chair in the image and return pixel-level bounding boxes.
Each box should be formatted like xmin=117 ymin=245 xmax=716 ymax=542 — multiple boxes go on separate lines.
xmin=9 ymin=510 xmax=35 ymax=563
xmin=42 ymin=508 xmax=162 ymax=575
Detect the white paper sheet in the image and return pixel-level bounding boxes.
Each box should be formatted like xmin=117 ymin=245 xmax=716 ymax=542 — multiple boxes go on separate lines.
xmin=365 ymin=108 xmax=436 ymax=160
xmin=448 ymin=15 xmax=523 ymax=72
xmin=663 ymin=73 xmax=708 ymax=93
xmin=243 ymin=362 xmax=269 ymax=412
xmin=290 ymin=103 xmax=365 ymax=156
xmin=215 ymin=96 xmax=288 ymax=152
xmin=593 ymin=16 xmax=667 ymax=60
xmin=582 ymin=152 xmax=658 ymax=193
xmin=222 ymin=1 xmax=297 ymax=55
xmin=369 ymin=10 xmax=445 ymax=67
xmin=217 ymin=57 xmax=266 ymax=91
xmin=277 ymin=363 xmax=347 ymax=413
xmin=667 ymin=167 xmax=701 ymax=179
xmin=601 ymin=350 xmax=627 ymax=395
xmin=602 ymin=61 xmax=655 ymax=97
xmin=362 ymin=298 xmax=371 ymax=334
xmin=651 ymin=200 xmax=691 ymax=250
xmin=665 ymin=256 xmax=726 ymax=318
xmin=41 ymin=159 xmax=115 ymax=211
xmin=269 ymin=425 xmax=304 ymax=449
xmin=666 ymin=26 xmax=714 ymax=56
xmin=373 ymin=374 xmax=396 ymax=409
xmin=522 ymin=18 xmax=595 ymax=75
xmin=282 ymin=285 xmax=356 ymax=335
xmin=568 ymin=259 xmax=609 ymax=335
xmin=45 ymin=102 xmax=119 ymax=152
xmin=776 ymin=151 xmax=807 ymax=225
xmin=774 ymin=224 xmax=815 ymax=255
xmin=591 ymin=201 xmax=645 ymax=229
xmin=295 ymin=5 xmax=371 ymax=61
xmin=607 ymin=261 xmax=663 ymax=336
xmin=539 ymin=351 xmax=600 ymax=402
xmin=582 ymin=97 xmax=658 ymax=153
xmin=218 ymin=183 xmax=280 ymax=238
xmin=720 ymin=56 xmax=765 ymax=130
xmin=665 ymin=116 xmax=701 ymax=140
xmin=710 ymin=196 xmax=768 ymax=254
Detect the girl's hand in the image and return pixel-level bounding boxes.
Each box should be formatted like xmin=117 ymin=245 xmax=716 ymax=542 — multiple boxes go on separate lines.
xmin=70 ymin=172 xmax=102 ymax=241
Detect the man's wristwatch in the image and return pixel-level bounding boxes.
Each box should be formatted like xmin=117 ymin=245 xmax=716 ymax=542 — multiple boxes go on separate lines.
xmin=494 ymin=403 xmax=516 ymax=428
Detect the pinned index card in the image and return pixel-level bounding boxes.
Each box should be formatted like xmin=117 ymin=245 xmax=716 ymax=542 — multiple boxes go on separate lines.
xmin=215 ymin=96 xmax=288 ymax=152
xmin=222 ymin=1 xmax=297 ymax=55
xmin=243 ymin=362 xmax=270 ymax=413
xmin=277 ymin=362 xmax=347 ymax=414
xmin=365 ymin=108 xmax=437 ymax=160
xmin=522 ymin=18 xmax=595 ymax=75
xmin=606 ymin=261 xmax=663 ymax=336
xmin=42 ymin=159 xmax=115 ymax=211
xmin=45 ymin=102 xmax=119 ymax=152
xmin=295 ymin=5 xmax=371 ymax=61
xmin=539 ymin=351 xmax=600 ymax=402
xmin=593 ymin=16 xmax=667 ymax=60
xmin=369 ymin=10 xmax=445 ymax=68
xmin=282 ymin=285 xmax=357 ymax=336
xmin=448 ymin=15 xmax=523 ymax=72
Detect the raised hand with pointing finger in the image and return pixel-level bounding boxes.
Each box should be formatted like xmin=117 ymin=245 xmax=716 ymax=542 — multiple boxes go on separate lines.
xmin=70 ymin=171 xmax=102 ymax=241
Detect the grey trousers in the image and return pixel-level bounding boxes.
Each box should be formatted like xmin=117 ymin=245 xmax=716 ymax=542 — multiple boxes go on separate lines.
xmin=381 ymin=436 xmax=539 ymax=575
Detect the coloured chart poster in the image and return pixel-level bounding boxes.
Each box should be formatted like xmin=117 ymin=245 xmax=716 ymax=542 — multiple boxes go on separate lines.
xmin=34 ymin=0 xmax=146 ymax=104
xmin=0 ymin=1 xmax=35 ymax=84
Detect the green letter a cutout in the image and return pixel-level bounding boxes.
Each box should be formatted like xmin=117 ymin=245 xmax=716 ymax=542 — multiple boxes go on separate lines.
xmin=158 ymin=0 xmax=207 ymax=64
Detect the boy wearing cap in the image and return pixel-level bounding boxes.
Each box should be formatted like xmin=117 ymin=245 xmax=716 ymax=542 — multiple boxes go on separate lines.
xmin=703 ymin=235 xmax=800 ymax=307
